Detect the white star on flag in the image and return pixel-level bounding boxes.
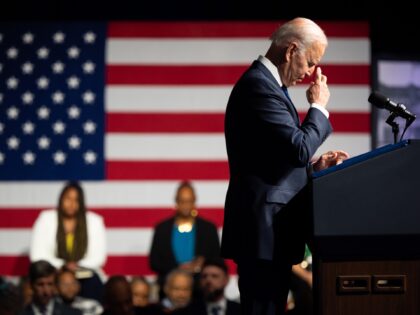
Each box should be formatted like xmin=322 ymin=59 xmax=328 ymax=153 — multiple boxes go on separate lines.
xmin=37 ymin=47 xmax=49 ymax=59
xmin=22 ymin=62 xmax=34 ymax=74
xmin=6 ymin=47 xmax=18 ymax=59
xmin=22 ymin=33 xmax=34 ymax=44
xmin=84 ymin=150 xmax=97 ymax=164
xmin=37 ymin=106 xmax=50 ymax=119
xmin=51 ymin=91 xmax=65 ymax=104
xmin=67 ymin=105 xmax=81 ymax=119
xmin=22 ymin=151 xmax=36 ymax=165
xmin=36 ymin=76 xmax=49 ymax=89
xmin=7 ymin=136 xmax=20 ymax=150
xmin=83 ymin=120 xmax=96 ymax=134
xmin=82 ymin=90 xmax=95 ymax=104
xmin=22 ymin=121 xmax=35 ymax=134
xmin=68 ymin=136 xmax=81 ymax=149
xmin=6 ymin=76 xmax=19 ymax=89
xmin=53 ymin=151 xmax=66 ymax=164
xmin=83 ymin=31 xmax=96 ymax=44
xmin=82 ymin=61 xmax=95 ymax=74
xmin=53 ymin=31 xmax=65 ymax=43
xmin=7 ymin=106 xmax=19 ymax=119
xmin=67 ymin=76 xmax=80 ymax=89
xmin=52 ymin=61 xmax=65 ymax=74
xmin=67 ymin=46 xmax=80 ymax=59
xmin=22 ymin=91 xmax=34 ymax=104
xmin=52 ymin=121 xmax=66 ymax=134
xmin=37 ymin=136 xmax=51 ymax=150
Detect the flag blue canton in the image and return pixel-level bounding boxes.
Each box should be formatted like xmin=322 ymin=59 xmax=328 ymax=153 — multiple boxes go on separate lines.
xmin=0 ymin=23 xmax=106 ymax=180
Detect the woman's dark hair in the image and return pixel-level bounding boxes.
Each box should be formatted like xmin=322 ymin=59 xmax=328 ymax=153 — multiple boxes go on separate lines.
xmin=56 ymin=181 xmax=88 ymax=262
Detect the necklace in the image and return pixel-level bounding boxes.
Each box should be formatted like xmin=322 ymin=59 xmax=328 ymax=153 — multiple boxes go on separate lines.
xmin=177 ymin=222 xmax=193 ymax=233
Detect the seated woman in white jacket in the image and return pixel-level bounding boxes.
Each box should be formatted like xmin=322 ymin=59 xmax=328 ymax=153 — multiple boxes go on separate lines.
xmin=30 ymin=181 xmax=107 ymax=302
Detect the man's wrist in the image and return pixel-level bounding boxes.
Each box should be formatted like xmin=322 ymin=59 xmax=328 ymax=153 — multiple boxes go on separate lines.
xmin=311 ymin=103 xmax=329 ymax=118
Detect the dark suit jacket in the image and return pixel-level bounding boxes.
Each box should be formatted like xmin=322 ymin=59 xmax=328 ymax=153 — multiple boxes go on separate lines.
xmin=221 ymin=59 xmax=332 ymax=263
xmin=21 ymin=301 xmax=82 ymax=315
xmin=149 ymin=216 xmax=220 ymax=285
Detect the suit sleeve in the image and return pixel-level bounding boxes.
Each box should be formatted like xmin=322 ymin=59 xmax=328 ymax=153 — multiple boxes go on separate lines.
xmin=246 ymin=78 xmax=332 ymax=166
xmin=149 ymin=222 xmax=177 ymax=274
xmin=196 ymin=219 xmax=221 ymax=258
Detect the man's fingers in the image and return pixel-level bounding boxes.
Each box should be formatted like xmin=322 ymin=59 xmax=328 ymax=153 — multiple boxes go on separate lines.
xmin=315 ymin=67 xmax=322 ymax=83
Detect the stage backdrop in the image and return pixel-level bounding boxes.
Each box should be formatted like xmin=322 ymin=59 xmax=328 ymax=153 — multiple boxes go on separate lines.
xmin=0 ymin=21 xmax=370 ymax=298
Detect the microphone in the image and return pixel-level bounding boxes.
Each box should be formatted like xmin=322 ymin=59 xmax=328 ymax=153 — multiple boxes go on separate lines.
xmin=368 ymin=91 xmax=416 ymax=121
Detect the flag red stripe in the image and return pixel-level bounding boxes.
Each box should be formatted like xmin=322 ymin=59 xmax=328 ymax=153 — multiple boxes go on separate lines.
xmin=108 ymin=21 xmax=369 ymax=38
xmin=0 ymin=208 xmax=224 ymax=228
xmin=0 ymin=255 xmax=237 ymax=276
xmin=106 ymin=65 xmax=370 ymax=85
xmin=107 ymin=112 xmax=370 ymax=133
xmin=107 ymin=113 xmax=224 ymax=133
xmin=106 ymin=161 xmax=229 ymax=180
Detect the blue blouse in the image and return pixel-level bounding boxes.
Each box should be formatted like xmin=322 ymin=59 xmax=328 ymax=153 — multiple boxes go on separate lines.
xmin=171 ymin=224 xmax=196 ymax=263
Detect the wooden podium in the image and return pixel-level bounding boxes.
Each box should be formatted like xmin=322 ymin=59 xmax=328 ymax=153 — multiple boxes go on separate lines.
xmin=308 ymin=139 xmax=420 ymax=315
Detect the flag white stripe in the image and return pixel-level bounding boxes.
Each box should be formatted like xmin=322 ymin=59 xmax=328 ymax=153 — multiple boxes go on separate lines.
xmin=106 ymin=133 xmax=370 ymax=160
xmin=107 ymin=38 xmax=370 ymax=65
xmin=106 ymin=134 xmax=227 ymax=160
xmin=106 ymin=86 xmax=371 ymax=113
xmin=0 ymin=181 xmax=229 ymax=207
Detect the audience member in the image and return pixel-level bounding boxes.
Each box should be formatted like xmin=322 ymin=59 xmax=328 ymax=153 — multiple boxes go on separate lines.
xmin=30 ymin=182 xmax=106 ymax=302
xmin=174 ymin=258 xmax=240 ymax=315
xmin=150 ymin=181 xmax=220 ymax=299
xmin=0 ymin=277 xmax=22 ymax=315
xmin=18 ymin=276 xmax=33 ymax=307
xmin=20 ymin=260 xmax=82 ymax=315
xmin=160 ymin=269 xmax=193 ymax=313
xmin=131 ymin=277 xmax=151 ymax=307
xmin=102 ymin=276 xmax=134 ymax=315
xmin=56 ymin=268 xmax=103 ymax=315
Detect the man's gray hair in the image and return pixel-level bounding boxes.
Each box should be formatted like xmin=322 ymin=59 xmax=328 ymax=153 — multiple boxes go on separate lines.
xmin=270 ymin=17 xmax=328 ymax=51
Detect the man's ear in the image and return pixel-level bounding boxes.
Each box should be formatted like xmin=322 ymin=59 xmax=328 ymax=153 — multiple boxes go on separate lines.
xmin=285 ymin=42 xmax=299 ymax=62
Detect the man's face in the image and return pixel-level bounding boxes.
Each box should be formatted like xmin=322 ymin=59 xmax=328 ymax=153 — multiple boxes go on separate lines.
xmin=165 ymin=274 xmax=192 ymax=308
xmin=57 ymin=272 xmax=79 ymax=302
xmin=200 ymin=266 xmax=228 ymax=302
xmin=31 ymin=274 xmax=56 ymax=307
xmin=131 ymin=281 xmax=149 ymax=307
xmin=281 ymin=42 xmax=325 ymax=87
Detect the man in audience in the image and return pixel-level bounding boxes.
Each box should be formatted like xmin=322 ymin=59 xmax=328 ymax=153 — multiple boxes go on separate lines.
xmin=21 ymin=260 xmax=81 ymax=315
xmin=160 ymin=269 xmax=193 ymax=313
xmin=174 ymin=258 xmax=240 ymax=315
xmin=131 ymin=277 xmax=152 ymax=308
xmin=56 ymin=268 xmax=103 ymax=315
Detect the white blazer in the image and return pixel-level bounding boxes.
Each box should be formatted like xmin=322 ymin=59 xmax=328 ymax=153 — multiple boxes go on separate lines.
xmin=29 ymin=209 xmax=107 ymax=272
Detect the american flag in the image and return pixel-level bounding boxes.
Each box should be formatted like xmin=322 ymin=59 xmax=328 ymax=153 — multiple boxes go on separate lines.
xmin=0 ymin=21 xmax=370 ymax=298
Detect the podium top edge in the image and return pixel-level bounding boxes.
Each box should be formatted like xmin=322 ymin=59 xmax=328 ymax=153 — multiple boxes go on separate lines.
xmin=311 ymin=139 xmax=411 ymax=179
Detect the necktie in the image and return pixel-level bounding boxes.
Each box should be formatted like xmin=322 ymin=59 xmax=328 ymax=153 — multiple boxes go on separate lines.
xmin=281 ymin=85 xmax=292 ymax=103
xmin=211 ymin=305 xmax=221 ymax=315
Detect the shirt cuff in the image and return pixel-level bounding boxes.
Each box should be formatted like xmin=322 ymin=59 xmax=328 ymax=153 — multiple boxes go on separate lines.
xmin=311 ymin=103 xmax=329 ymax=118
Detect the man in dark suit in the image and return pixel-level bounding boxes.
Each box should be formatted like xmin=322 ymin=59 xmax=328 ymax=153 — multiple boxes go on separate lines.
xmin=221 ymin=17 xmax=349 ymax=315
xmin=20 ymin=260 xmax=81 ymax=315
